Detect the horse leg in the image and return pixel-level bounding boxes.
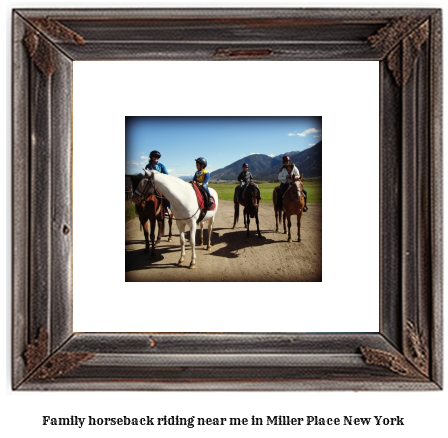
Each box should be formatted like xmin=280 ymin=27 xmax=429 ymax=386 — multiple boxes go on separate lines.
xmin=275 ymin=209 xmax=279 ymax=232
xmin=246 ymin=211 xmax=250 ymax=237
xmin=177 ymin=222 xmax=186 ymax=266
xmin=243 ymin=208 xmax=247 ymax=228
xmin=143 ymin=221 xmax=150 ymax=254
xmin=155 ymin=216 xmax=163 ymax=245
xmin=206 ymin=217 xmax=214 ymax=250
xmin=188 ymin=220 xmax=197 ymax=269
xmin=149 ymin=217 xmax=156 ymax=256
xmin=199 ymin=222 xmax=204 ymax=246
xmin=286 ymin=214 xmax=292 ymax=242
xmin=255 ymin=211 xmax=261 ymax=238
xmin=297 ymin=211 xmax=302 ymax=242
xmin=168 ymin=214 xmax=173 ymax=242
xmin=282 ymin=211 xmax=287 ymax=234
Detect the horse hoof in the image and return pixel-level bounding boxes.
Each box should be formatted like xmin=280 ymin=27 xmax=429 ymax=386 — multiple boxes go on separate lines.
xmin=168 ymin=238 xmax=173 ymax=242
xmin=287 ymin=238 xmax=292 ymax=243
xmin=207 ymin=245 xmax=212 ymax=251
xmin=178 ymin=260 xmax=184 ymax=266
xmin=189 ymin=263 xmax=196 ymax=269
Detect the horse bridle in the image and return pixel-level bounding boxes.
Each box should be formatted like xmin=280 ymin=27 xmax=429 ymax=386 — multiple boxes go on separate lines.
xmin=287 ymin=179 xmax=303 ymax=202
xmin=247 ymin=182 xmax=259 ymax=210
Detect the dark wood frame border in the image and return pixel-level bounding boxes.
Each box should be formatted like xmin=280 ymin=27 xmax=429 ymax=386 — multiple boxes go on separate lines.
xmin=12 ymin=8 xmax=442 ymax=390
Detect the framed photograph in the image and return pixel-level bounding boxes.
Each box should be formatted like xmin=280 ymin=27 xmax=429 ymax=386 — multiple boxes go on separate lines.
xmin=123 ymin=115 xmax=324 ymax=283
xmin=12 ymin=8 xmax=442 ymax=390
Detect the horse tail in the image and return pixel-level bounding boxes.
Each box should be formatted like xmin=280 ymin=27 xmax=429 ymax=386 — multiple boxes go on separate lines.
xmin=234 ymin=199 xmax=240 ymax=225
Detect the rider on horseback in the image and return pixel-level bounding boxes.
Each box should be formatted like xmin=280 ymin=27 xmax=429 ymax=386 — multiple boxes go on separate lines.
xmin=145 ymin=150 xmax=169 ymax=174
xmin=276 ymin=155 xmax=308 ymax=212
xmin=236 ymin=162 xmax=260 ymax=200
xmin=237 ymin=163 xmax=253 ymax=200
xmin=145 ymin=150 xmax=171 ymax=215
xmin=193 ymin=157 xmax=214 ymax=224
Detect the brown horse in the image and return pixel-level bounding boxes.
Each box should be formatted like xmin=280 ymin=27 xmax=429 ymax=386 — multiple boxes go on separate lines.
xmin=130 ymin=173 xmax=173 ymax=256
xmin=273 ymin=174 xmax=306 ymax=242
xmin=233 ymin=181 xmax=261 ymax=237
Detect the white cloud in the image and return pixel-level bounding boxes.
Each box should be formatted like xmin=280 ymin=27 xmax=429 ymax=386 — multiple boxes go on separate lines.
xmin=287 ymin=133 xmax=296 ymax=137
xmin=125 ymin=160 xmax=140 ymax=166
xmin=140 ymin=155 xmax=148 ymax=160
xmin=268 ymin=154 xmax=274 ymax=157
xmin=297 ymin=128 xmax=322 ymax=137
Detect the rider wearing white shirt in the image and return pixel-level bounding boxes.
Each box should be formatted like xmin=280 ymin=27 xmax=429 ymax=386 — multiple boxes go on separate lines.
xmin=278 ymin=162 xmax=300 ymax=186
xmin=276 ymin=155 xmax=308 ymax=212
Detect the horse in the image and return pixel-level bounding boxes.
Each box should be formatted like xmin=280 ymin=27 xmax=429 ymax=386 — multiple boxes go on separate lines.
xmin=273 ymin=174 xmax=306 ymax=242
xmin=233 ymin=181 xmax=261 ymax=237
xmin=144 ymin=169 xmax=218 ymax=269
xmin=130 ymin=173 xmax=173 ymax=256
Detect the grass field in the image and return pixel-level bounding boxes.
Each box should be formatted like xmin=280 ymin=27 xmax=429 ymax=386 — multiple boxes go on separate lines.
xmin=209 ymin=181 xmax=322 ymax=204
xmin=125 ymin=201 xmax=138 ymax=223
xmin=126 ymin=180 xmax=322 ymax=222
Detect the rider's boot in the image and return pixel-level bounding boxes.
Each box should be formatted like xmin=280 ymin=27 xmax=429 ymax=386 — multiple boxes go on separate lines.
xmin=196 ymin=208 xmax=207 ymax=224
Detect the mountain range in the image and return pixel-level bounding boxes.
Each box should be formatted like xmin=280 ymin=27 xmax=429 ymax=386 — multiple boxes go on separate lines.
xmin=210 ymin=141 xmax=322 ymax=181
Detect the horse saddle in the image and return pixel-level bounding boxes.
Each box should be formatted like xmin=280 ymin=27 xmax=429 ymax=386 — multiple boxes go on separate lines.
xmin=190 ymin=182 xmax=215 ymax=211
xmin=239 ymin=181 xmax=256 ymax=202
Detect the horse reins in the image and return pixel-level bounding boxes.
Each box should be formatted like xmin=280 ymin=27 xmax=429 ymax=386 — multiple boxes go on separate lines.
xmin=151 ymin=172 xmax=202 ymax=221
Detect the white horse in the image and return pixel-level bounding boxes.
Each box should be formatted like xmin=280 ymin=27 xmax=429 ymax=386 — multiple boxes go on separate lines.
xmin=145 ymin=169 xmax=218 ymax=269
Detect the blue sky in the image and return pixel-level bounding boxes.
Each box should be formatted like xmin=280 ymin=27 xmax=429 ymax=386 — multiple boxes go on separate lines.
xmin=125 ymin=116 xmax=322 ymax=176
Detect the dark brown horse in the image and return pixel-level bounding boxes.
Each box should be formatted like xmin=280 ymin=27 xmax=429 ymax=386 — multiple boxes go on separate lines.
xmin=233 ymin=182 xmax=261 ymax=237
xmin=130 ymin=173 xmax=173 ymax=256
xmin=273 ymin=174 xmax=306 ymax=242
xmin=273 ymin=190 xmax=286 ymax=234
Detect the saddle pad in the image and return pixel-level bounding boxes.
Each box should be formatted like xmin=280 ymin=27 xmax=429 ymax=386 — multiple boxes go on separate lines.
xmin=191 ymin=183 xmax=216 ymax=211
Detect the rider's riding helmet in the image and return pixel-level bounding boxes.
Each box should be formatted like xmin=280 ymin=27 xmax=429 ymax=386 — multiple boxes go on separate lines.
xmin=242 ymin=163 xmax=249 ymax=168
xmin=195 ymin=157 xmax=207 ymax=167
xmin=282 ymin=155 xmax=290 ymax=163
xmin=150 ymin=150 xmax=161 ymax=159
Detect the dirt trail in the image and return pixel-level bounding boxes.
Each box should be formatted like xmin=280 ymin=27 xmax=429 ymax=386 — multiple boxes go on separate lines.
xmin=125 ymin=201 xmax=322 ymax=282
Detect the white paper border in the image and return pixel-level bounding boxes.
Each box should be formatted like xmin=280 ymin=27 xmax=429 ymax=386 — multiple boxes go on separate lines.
xmin=73 ymin=60 xmax=379 ymax=332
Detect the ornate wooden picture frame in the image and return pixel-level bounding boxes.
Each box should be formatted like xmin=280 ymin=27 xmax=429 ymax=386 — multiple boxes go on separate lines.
xmin=12 ymin=8 xmax=442 ymax=390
